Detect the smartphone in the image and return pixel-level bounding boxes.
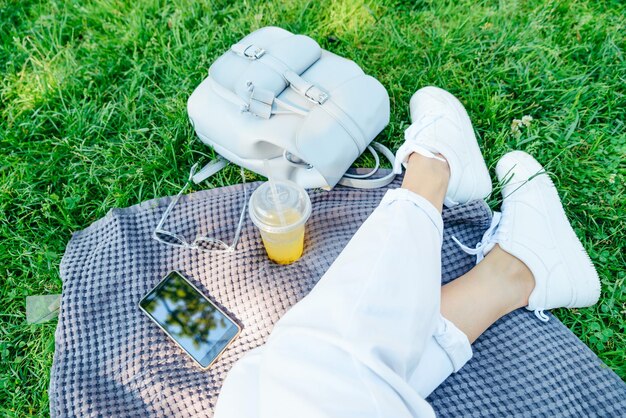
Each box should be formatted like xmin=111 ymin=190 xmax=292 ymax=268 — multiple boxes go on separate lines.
xmin=139 ymin=271 xmax=242 ymax=369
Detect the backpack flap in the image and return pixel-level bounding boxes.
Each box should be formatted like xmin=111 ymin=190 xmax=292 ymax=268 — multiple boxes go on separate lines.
xmin=209 ymin=27 xmax=322 ymax=118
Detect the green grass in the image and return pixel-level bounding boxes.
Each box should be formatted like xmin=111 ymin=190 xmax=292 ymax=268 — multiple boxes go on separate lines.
xmin=1 ymin=0 xmax=624 ymax=415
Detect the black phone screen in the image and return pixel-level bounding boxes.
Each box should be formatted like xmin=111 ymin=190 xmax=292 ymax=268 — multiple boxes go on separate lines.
xmin=139 ymin=271 xmax=240 ymax=368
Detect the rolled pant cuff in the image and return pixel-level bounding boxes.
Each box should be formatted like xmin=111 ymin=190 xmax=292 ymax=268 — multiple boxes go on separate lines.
xmin=433 ymin=316 xmax=473 ymax=372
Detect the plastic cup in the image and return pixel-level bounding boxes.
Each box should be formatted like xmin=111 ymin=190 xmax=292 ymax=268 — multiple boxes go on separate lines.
xmin=248 ymin=180 xmax=312 ymax=264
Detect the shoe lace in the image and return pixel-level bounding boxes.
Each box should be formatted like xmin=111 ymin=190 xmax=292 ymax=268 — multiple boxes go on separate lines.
xmin=452 ymin=211 xmax=502 ymax=264
xmin=534 ymin=310 xmax=550 ymax=322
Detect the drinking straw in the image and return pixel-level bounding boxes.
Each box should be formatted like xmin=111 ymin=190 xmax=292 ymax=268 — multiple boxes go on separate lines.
xmin=263 ymin=160 xmax=287 ymax=227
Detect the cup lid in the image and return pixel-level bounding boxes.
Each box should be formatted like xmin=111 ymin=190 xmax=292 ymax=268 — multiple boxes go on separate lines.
xmin=248 ymin=180 xmax=312 ymax=233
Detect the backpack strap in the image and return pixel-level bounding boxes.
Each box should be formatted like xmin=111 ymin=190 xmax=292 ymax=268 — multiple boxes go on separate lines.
xmin=192 ymin=143 xmax=395 ymax=189
xmin=337 ymin=142 xmax=396 ymax=189
xmin=191 ymin=156 xmax=229 ymax=184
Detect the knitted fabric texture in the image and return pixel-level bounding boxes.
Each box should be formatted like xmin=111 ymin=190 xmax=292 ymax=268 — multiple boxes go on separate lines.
xmin=50 ymin=176 xmax=626 ymax=417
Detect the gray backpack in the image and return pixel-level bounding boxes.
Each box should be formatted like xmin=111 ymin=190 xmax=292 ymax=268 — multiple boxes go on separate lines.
xmin=188 ymin=26 xmax=395 ymax=189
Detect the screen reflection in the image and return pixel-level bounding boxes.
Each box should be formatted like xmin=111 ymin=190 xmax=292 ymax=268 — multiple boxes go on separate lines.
xmin=140 ymin=272 xmax=239 ymax=366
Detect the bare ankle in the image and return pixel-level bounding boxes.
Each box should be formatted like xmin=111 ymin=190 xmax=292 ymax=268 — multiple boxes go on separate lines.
xmin=401 ymin=152 xmax=450 ymax=211
xmin=488 ymin=245 xmax=535 ymax=310
xmin=408 ymin=152 xmax=450 ymax=178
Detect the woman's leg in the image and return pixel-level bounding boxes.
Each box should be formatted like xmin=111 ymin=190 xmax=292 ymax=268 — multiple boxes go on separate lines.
xmin=408 ymin=151 xmax=600 ymax=398
xmin=409 ymin=245 xmax=534 ymax=397
xmin=216 ymin=153 xmax=452 ymax=418
xmin=441 ymin=245 xmax=534 ymax=343
xmin=217 ymin=85 xmax=496 ymax=418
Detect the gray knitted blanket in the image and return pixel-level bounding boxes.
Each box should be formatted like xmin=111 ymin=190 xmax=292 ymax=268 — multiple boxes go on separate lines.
xmin=51 ymin=176 xmax=626 ymax=417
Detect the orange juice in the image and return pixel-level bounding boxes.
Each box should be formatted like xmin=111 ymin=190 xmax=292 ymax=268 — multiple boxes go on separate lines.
xmin=248 ymin=181 xmax=312 ymax=265
xmin=260 ymin=229 xmax=305 ymax=264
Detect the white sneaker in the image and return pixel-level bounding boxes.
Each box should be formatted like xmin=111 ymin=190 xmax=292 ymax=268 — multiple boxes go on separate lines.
xmin=393 ymin=86 xmax=492 ymax=207
xmin=466 ymin=151 xmax=601 ymax=321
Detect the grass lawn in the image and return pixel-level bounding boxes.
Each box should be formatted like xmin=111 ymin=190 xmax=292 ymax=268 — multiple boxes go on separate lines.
xmin=1 ymin=0 xmax=625 ymax=415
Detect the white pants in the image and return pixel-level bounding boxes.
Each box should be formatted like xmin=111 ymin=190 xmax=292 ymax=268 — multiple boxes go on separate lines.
xmin=215 ymin=189 xmax=473 ymax=418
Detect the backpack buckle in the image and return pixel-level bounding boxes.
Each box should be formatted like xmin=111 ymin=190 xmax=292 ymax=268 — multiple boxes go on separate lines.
xmin=243 ymin=45 xmax=265 ymax=59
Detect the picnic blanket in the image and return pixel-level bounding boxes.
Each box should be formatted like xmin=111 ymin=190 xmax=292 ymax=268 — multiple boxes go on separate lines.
xmin=50 ymin=175 xmax=626 ymax=417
